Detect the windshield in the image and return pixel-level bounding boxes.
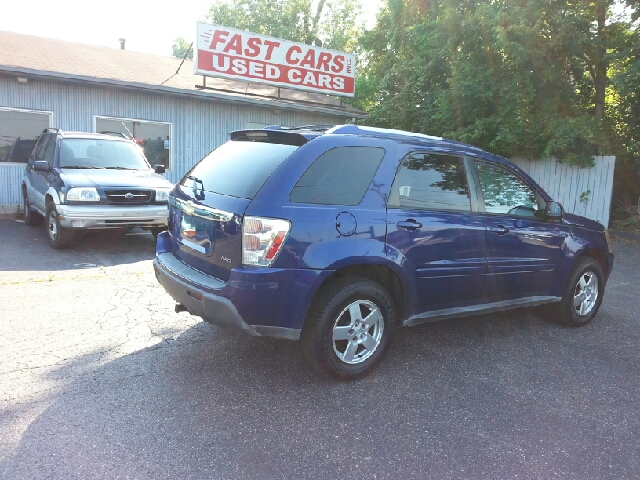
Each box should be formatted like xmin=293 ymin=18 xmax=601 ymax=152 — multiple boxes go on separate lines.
xmin=183 ymin=140 xmax=299 ymax=199
xmin=59 ymin=138 xmax=151 ymax=170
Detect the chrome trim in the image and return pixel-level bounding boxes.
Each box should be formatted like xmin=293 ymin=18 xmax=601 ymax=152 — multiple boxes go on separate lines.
xmin=404 ymin=296 xmax=561 ymax=327
xmin=170 ymin=197 xmax=233 ymax=222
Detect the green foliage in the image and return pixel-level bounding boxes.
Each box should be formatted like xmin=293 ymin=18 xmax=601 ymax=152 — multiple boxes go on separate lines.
xmin=358 ymin=0 xmax=636 ymax=167
xmin=172 ymin=37 xmax=193 ymax=60
xmin=206 ymin=0 xmax=364 ymax=52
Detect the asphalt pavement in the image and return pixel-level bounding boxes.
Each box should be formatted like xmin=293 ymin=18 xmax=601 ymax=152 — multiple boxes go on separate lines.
xmin=1 ymin=219 xmax=639 ymax=479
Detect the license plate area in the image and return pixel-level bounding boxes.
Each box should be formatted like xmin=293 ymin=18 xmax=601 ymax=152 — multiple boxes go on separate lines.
xmin=179 ymin=212 xmax=215 ymax=255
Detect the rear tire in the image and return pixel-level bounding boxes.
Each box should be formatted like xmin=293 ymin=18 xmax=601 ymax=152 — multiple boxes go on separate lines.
xmin=301 ymin=277 xmax=395 ymax=381
xmin=45 ymin=203 xmax=75 ymax=249
xmin=556 ymin=257 xmax=605 ymax=327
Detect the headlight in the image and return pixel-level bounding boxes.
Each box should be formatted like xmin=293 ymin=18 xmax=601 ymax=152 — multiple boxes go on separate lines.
xmin=66 ymin=187 xmax=100 ymax=202
xmin=155 ymin=188 xmax=172 ymax=202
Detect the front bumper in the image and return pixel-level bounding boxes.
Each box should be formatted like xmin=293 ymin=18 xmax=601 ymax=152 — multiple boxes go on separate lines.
xmin=57 ymin=204 xmax=168 ymax=229
xmin=153 ymin=252 xmax=306 ymax=340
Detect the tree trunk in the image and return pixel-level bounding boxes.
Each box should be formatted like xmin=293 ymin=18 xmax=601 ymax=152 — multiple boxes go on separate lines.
xmin=594 ymin=3 xmax=607 ymax=120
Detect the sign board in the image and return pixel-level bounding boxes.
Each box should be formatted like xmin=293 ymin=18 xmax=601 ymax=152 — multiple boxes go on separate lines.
xmin=195 ymin=22 xmax=356 ymax=97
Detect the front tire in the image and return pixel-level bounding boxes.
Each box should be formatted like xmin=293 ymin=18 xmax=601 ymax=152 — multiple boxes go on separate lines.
xmin=556 ymin=257 xmax=605 ymax=327
xmin=45 ymin=203 xmax=75 ymax=249
xmin=301 ymin=278 xmax=395 ymax=380
xmin=23 ymin=191 xmax=40 ymax=226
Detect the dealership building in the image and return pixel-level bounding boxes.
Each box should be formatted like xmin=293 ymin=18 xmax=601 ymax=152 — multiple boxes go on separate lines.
xmin=0 ymin=30 xmax=365 ymax=216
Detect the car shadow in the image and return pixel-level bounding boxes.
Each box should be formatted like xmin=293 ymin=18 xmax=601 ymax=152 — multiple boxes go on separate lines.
xmin=4 ymin=306 xmax=635 ymax=479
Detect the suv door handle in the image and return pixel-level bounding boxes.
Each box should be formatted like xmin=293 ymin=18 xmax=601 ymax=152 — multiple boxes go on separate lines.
xmin=397 ymin=220 xmax=422 ymax=231
xmin=490 ymin=225 xmax=510 ymax=235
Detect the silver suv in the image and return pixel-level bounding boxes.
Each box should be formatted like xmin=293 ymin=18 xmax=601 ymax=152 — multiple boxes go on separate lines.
xmin=22 ymin=129 xmax=173 ymax=249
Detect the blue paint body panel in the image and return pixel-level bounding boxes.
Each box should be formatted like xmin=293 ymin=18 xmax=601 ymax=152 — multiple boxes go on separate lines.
xmin=154 ymin=125 xmax=614 ymax=338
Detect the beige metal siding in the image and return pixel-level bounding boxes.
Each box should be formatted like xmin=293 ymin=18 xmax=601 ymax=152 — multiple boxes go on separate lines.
xmin=0 ymin=76 xmax=348 ymax=205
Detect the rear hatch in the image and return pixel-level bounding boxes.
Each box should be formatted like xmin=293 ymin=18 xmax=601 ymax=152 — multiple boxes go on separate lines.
xmin=169 ymin=130 xmax=308 ymax=281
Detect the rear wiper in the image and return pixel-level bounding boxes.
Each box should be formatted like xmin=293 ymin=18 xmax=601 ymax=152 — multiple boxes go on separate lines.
xmin=186 ymin=175 xmax=205 ymax=200
xmin=60 ymin=165 xmax=105 ymax=169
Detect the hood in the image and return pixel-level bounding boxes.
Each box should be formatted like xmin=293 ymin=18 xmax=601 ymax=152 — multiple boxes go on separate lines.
xmin=562 ymin=212 xmax=605 ymax=232
xmin=61 ymin=169 xmax=173 ymax=189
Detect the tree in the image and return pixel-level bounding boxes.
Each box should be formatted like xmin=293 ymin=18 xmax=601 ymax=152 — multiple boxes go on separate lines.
xmin=205 ymin=0 xmax=364 ymax=52
xmin=172 ymin=37 xmax=193 ymax=60
xmin=358 ymin=0 xmax=636 ymax=166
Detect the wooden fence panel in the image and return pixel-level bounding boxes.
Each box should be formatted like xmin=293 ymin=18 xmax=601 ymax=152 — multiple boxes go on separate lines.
xmin=511 ymin=156 xmax=616 ymax=227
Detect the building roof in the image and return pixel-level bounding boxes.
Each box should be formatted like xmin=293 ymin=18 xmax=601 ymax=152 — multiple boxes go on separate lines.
xmin=0 ymin=30 xmax=366 ymax=119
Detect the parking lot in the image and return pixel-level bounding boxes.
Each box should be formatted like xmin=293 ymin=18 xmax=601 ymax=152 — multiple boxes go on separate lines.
xmin=1 ymin=218 xmax=639 ymax=479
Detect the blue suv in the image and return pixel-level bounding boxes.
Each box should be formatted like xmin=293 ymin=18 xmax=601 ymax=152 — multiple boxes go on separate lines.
xmin=153 ymin=125 xmax=614 ymax=380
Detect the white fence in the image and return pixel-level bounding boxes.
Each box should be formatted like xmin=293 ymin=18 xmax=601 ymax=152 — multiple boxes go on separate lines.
xmin=511 ymin=156 xmax=616 ymax=227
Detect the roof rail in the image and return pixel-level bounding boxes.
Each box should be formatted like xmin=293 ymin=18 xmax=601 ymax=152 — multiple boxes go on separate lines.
xmin=264 ymin=125 xmax=335 ymax=133
xmin=42 ymin=128 xmax=60 ymax=134
xmin=99 ymin=131 xmax=128 ymax=139
xmin=328 ymin=125 xmax=443 ymax=141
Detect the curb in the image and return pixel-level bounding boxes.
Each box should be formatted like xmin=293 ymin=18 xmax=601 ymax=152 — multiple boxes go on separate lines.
xmin=0 ymin=204 xmax=20 ymax=221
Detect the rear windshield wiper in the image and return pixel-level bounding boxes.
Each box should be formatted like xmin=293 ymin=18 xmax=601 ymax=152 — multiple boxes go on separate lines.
xmin=60 ymin=165 xmax=105 ymax=169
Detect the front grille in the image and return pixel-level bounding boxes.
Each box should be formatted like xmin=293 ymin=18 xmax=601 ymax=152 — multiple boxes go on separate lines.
xmin=105 ymin=189 xmax=152 ymax=205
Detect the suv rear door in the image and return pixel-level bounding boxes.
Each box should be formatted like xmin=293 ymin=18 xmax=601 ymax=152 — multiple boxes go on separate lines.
xmin=386 ymin=152 xmax=487 ymax=317
xmin=169 ymin=133 xmax=302 ymax=281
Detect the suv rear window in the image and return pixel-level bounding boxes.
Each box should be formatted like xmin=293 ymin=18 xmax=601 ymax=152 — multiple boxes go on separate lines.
xmin=184 ymin=141 xmax=298 ymax=199
xmin=289 ymin=146 xmax=385 ymax=206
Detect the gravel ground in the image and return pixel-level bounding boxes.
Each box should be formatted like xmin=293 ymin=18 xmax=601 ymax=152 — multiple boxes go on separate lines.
xmin=1 ymin=220 xmax=639 ymax=479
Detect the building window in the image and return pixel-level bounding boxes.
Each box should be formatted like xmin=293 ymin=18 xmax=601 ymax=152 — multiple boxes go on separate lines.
xmin=0 ymin=107 xmax=51 ymax=163
xmin=95 ymin=116 xmax=172 ymax=169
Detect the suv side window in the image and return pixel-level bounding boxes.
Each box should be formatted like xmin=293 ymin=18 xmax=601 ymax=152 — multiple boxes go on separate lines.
xmin=474 ymin=162 xmax=539 ymax=217
xmin=388 ymin=152 xmax=471 ymax=211
xmin=34 ymin=135 xmax=50 ymax=161
xmin=289 ymin=146 xmax=385 ymax=206
xmin=43 ymin=135 xmax=56 ymax=166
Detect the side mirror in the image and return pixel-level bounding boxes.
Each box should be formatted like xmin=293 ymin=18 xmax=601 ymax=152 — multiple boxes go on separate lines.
xmin=153 ymin=164 xmax=166 ymax=174
xmin=33 ymin=160 xmax=50 ymax=173
xmin=545 ymin=201 xmax=563 ymax=221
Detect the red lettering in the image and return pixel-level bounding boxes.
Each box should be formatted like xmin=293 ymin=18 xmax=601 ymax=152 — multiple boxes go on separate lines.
xmin=300 ymin=49 xmax=316 ymax=69
xmin=316 ymin=52 xmax=332 ymax=71
xmin=209 ymin=30 xmax=229 ymax=50
xmin=286 ymin=46 xmax=303 ymax=65
xmin=245 ymin=38 xmax=261 ymax=57
xmin=223 ymin=34 xmax=243 ymax=55
xmin=263 ymin=40 xmax=281 ymax=61
xmin=331 ymin=55 xmax=344 ymax=73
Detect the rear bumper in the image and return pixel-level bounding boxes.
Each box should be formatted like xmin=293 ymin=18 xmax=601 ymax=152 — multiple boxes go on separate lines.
xmin=57 ymin=204 xmax=168 ymax=229
xmin=153 ymin=252 xmax=318 ymax=340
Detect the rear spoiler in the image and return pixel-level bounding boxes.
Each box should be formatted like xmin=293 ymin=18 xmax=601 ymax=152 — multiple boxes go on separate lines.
xmin=229 ymin=129 xmax=310 ymax=147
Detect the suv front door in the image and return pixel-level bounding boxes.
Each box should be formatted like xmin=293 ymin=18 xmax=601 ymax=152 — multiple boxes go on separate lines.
xmin=27 ymin=133 xmax=55 ymax=212
xmin=386 ymin=152 xmax=487 ymax=317
xmin=472 ymin=161 xmax=570 ymax=301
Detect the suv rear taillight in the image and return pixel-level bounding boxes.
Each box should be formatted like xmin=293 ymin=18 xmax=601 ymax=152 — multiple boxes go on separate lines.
xmin=242 ymin=216 xmax=291 ymax=266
